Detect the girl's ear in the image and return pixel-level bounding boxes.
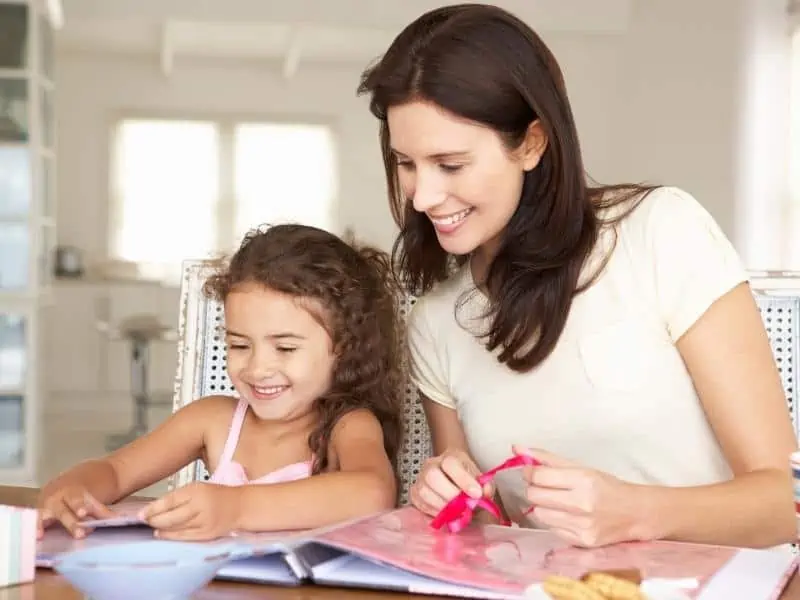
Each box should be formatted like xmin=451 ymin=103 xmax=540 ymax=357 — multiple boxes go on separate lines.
xmin=520 ymin=120 xmax=548 ymax=172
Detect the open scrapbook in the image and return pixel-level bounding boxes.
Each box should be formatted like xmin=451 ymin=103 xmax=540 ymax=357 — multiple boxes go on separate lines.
xmin=37 ymin=505 xmax=798 ymax=599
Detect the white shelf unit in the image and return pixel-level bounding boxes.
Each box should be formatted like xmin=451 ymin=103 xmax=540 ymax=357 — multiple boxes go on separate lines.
xmin=0 ymin=0 xmax=58 ymax=486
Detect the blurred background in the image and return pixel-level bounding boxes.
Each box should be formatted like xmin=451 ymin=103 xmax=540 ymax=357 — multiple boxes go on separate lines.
xmin=0 ymin=0 xmax=798 ymax=494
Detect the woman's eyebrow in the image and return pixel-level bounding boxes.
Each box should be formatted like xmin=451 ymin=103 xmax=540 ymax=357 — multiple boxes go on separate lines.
xmin=390 ymin=148 xmax=470 ymax=160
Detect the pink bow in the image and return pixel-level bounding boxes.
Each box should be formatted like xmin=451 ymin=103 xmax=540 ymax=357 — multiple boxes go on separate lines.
xmin=430 ymin=454 xmax=541 ymax=533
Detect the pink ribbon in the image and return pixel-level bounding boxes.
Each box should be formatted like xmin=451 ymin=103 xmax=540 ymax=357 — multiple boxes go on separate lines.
xmin=430 ymin=454 xmax=541 ymax=533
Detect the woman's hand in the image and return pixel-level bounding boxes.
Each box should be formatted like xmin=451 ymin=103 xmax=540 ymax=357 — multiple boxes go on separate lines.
xmin=410 ymin=449 xmax=494 ymax=516
xmin=141 ymin=482 xmax=242 ymax=541
xmin=515 ymin=446 xmax=652 ymax=547
xmin=37 ymin=485 xmax=115 ymax=539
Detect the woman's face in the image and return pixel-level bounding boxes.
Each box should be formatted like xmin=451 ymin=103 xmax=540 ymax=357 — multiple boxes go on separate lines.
xmin=387 ymin=99 xmax=544 ymax=259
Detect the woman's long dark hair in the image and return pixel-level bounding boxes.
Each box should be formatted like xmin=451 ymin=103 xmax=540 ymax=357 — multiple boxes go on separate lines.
xmin=358 ymin=3 xmax=656 ymax=372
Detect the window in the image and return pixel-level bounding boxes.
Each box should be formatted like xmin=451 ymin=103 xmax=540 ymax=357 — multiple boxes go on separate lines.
xmin=111 ymin=120 xmax=220 ymax=270
xmin=233 ymin=123 xmax=337 ymax=243
xmin=110 ymin=118 xmax=337 ymax=282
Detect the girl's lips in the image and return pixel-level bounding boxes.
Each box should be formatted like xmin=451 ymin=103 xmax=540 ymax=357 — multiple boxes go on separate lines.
xmin=250 ymin=384 xmax=289 ymax=401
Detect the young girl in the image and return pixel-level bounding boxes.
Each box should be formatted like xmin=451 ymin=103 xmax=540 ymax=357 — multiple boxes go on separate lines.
xmin=37 ymin=224 xmax=403 ymax=541
xmin=359 ymin=3 xmax=796 ymax=548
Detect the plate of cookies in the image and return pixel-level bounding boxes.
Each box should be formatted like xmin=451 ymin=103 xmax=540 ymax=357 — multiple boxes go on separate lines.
xmin=525 ymin=569 xmax=695 ymax=600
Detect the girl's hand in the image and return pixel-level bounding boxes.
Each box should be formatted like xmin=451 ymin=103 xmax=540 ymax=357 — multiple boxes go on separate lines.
xmin=410 ymin=449 xmax=494 ymax=516
xmin=141 ymin=482 xmax=241 ymax=541
xmin=515 ymin=445 xmax=652 ymax=547
xmin=37 ymin=485 xmax=115 ymax=539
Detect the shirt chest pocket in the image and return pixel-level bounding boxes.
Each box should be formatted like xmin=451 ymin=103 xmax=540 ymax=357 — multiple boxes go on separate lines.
xmin=577 ymin=320 xmax=667 ymax=392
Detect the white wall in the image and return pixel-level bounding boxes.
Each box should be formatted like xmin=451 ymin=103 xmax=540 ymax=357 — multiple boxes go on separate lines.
xmin=54 ymin=0 xmax=792 ymax=265
xmin=610 ymin=0 xmax=791 ymax=269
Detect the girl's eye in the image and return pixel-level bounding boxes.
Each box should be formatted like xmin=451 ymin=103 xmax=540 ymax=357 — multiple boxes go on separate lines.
xmin=228 ymin=343 xmax=248 ymax=350
xmin=277 ymin=347 xmax=298 ymax=353
xmin=439 ymin=164 xmax=463 ymax=173
xmin=397 ymin=161 xmax=414 ymax=170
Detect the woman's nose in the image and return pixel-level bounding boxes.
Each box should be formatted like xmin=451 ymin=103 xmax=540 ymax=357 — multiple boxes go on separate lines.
xmin=411 ymin=174 xmax=447 ymax=213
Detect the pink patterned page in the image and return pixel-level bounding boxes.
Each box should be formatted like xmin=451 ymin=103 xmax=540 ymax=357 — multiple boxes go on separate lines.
xmin=312 ymin=507 xmax=749 ymax=598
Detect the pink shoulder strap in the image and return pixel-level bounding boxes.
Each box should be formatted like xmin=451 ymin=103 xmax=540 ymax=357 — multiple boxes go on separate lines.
xmin=216 ymin=399 xmax=249 ymax=467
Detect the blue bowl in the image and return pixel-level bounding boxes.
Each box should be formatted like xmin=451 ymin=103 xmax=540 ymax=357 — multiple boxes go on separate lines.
xmin=53 ymin=540 xmax=248 ymax=600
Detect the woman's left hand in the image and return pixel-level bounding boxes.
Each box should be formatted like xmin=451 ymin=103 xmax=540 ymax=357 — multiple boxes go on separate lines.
xmin=141 ymin=482 xmax=241 ymax=541
xmin=514 ymin=445 xmax=654 ymax=548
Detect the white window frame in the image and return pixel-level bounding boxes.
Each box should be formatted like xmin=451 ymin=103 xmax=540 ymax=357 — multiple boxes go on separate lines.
xmin=107 ymin=111 xmax=340 ymax=282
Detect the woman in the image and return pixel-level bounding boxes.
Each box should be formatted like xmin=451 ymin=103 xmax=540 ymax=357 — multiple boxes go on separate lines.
xmin=357 ymin=3 xmax=797 ymax=548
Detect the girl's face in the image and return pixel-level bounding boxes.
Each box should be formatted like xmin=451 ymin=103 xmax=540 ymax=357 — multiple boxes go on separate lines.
xmin=387 ymin=99 xmax=545 ymax=262
xmin=223 ymin=282 xmax=336 ymax=422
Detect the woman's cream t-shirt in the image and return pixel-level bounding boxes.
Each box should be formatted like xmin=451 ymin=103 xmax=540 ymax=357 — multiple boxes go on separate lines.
xmin=407 ymin=186 xmax=748 ymax=526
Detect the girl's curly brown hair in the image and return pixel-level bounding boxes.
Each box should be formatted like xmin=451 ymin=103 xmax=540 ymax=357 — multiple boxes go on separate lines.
xmin=203 ymin=224 xmax=403 ymax=479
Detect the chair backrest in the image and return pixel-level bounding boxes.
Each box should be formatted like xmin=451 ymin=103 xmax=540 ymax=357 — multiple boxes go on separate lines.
xmin=167 ymin=263 xmax=800 ymax=495
xmin=167 ymin=260 xmax=433 ymax=503
xmin=750 ymin=272 xmax=800 ymax=438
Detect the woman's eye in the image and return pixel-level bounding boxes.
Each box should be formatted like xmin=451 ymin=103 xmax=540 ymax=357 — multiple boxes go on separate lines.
xmin=228 ymin=343 xmax=248 ymax=350
xmin=440 ymin=164 xmax=463 ymax=173
xmin=277 ymin=347 xmax=297 ymax=353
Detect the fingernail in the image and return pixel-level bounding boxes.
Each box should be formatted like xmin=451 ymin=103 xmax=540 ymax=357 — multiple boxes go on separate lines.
xmin=77 ymin=508 xmax=86 ymax=517
xmin=154 ymin=530 xmax=160 ymax=538
xmin=469 ymin=486 xmax=482 ymax=498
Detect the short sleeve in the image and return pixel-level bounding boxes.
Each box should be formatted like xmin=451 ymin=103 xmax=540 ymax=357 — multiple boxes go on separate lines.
xmin=642 ymin=187 xmax=748 ymax=341
xmin=407 ymin=297 xmax=456 ymax=409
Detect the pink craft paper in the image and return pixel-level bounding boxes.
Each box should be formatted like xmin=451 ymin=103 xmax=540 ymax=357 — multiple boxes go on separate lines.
xmin=19 ymin=507 xmax=37 ymax=583
xmin=1 ymin=504 xmax=38 ymax=587
xmin=430 ymin=454 xmax=540 ymax=533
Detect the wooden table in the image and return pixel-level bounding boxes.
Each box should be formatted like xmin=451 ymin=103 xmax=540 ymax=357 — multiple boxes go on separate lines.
xmin=2 ymin=485 xmax=798 ymax=599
